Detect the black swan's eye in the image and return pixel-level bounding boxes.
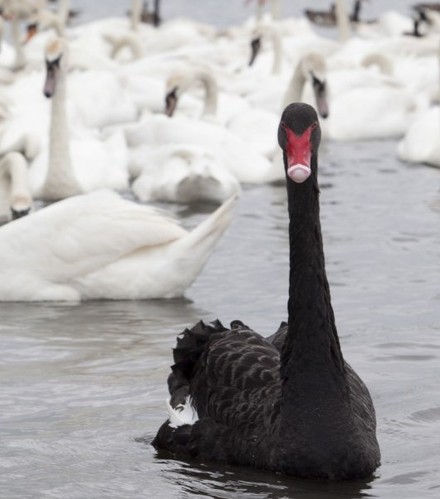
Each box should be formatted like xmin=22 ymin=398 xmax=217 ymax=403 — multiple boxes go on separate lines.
xmin=311 ymin=121 xmax=318 ymax=129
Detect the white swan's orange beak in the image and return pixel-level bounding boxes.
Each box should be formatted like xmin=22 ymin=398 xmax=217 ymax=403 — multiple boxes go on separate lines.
xmin=285 ymin=126 xmax=313 ymax=183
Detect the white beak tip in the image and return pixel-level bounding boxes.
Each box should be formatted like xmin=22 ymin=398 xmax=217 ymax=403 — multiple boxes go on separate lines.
xmin=287 ymin=164 xmax=311 ymax=183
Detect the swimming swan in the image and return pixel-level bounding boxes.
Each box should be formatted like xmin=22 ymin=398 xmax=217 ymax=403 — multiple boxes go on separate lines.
xmin=153 ymin=103 xmax=380 ymax=480
xmin=0 ymin=189 xmax=237 ymax=301
xmin=31 ymin=37 xmax=129 ymax=201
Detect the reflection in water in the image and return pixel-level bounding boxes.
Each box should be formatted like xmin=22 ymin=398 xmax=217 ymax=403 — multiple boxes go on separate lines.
xmin=155 ymin=455 xmax=375 ymax=499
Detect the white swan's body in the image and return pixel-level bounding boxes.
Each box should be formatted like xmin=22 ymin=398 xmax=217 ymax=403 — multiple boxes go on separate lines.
xmin=0 ymin=190 xmax=236 ymax=301
xmin=397 ymin=106 xmax=440 ymax=167
xmin=131 ymin=144 xmax=241 ymax=204
xmin=0 ymin=152 xmax=32 ymax=224
xmin=324 ymin=48 xmax=425 ymax=140
xmin=325 ymin=84 xmax=418 ymax=140
xmin=125 ymin=114 xmax=279 ymax=184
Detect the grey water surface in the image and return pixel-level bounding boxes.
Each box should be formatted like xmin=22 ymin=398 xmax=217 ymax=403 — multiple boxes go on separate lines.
xmin=1 ymin=1 xmax=440 ymax=498
xmin=2 ymin=139 xmax=440 ymax=498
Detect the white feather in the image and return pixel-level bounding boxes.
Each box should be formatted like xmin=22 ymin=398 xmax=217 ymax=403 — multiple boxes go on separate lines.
xmin=166 ymin=396 xmax=199 ymax=428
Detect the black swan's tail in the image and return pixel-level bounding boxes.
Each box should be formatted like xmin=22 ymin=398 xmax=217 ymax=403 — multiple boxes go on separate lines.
xmin=152 ymin=320 xmax=229 ymax=453
xmin=168 ymin=319 xmax=228 ymax=407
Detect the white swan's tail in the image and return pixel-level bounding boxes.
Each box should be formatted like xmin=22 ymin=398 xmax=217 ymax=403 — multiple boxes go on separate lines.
xmin=167 ymin=195 xmax=238 ymax=293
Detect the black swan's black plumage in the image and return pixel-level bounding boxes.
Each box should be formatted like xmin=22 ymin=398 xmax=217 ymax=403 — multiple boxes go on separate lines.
xmin=153 ymin=103 xmax=381 ymax=480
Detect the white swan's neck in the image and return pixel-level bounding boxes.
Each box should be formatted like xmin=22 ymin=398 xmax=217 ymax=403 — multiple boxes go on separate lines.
xmin=40 ymin=10 xmax=65 ymax=36
xmin=131 ymin=0 xmax=142 ymax=31
xmin=255 ymin=25 xmax=283 ymax=74
xmin=177 ymin=69 xmax=218 ymax=117
xmin=105 ymin=33 xmax=143 ymax=60
xmin=0 ymin=152 xmax=32 ymax=218
xmin=282 ymin=60 xmax=306 ymax=110
xmin=197 ymin=71 xmax=218 ymax=117
xmin=58 ymin=0 xmax=70 ymax=27
xmin=335 ymin=0 xmax=351 ymax=42
xmin=437 ymin=38 xmax=440 ymax=131
xmin=0 ymin=17 xmax=5 ymax=48
xmin=269 ymin=26 xmax=283 ymax=74
xmin=361 ymin=53 xmax=393 ymax=77
xmin=11 ymin=17 xmax=25 ymax=69
xmin=271 ymin=0 xmax=282 ymax=20
xmin=255 ymin=0 xmax=264 ymax=22
xmin=43 ymin=63 xmax=82 ymax=200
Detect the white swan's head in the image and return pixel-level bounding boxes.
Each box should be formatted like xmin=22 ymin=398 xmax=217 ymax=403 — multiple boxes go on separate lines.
xmin=10 ymin=194 xmax=32 ymax=221
xmin=44 ymin=37 xmax=68 ymax=98
xmin=301 ymin=53 xmax=329 ymax=119
xmin=248 ymin=24 xmax=282 ymax=73
xmin=164 ymin=68 xmax=216 ymax=117
xmin=361 ymin=53 xmax=394 ymax=77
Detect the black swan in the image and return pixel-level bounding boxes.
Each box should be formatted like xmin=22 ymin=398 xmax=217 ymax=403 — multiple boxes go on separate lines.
xmin=152 ymin=103 xmax=381 ymax=480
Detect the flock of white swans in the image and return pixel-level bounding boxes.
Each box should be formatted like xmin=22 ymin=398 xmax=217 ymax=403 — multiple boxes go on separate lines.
xmin=0 ymin=0 xmax=438 ymax=301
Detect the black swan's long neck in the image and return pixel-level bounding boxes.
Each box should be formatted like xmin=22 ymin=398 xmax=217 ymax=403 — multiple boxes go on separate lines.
xmin=280 ymin=153 xmax=348 ymax=419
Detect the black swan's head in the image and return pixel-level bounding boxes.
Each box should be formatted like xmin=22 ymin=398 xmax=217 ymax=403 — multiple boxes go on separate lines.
xmin=277 ymin=103 xmax=321 ymax=184
xmin=43 ymin=37 xmax=67 ymax=98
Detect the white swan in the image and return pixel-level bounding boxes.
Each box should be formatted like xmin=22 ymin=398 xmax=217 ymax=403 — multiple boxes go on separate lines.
xmin=397 ymin=106 xmax=440 ymax=167
xmin=165 ymin=67 xmax=220 ymax=120
xmin=30 ymin=37 xmax=129 ymax=201
xmin=0 ymin=189 xmax=237 ymax=301
xmin=163 ymin=66 xmax=279 ymax=158
xmin=0 ymin=152 xmax=32 ymax=224
xmin=166 ymin=64 xmax=263 ymax=122
xmin=131 ymin=144 xmax=241 ymax=204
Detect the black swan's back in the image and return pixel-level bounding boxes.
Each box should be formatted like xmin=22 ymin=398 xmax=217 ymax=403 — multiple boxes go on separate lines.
xmin=153 ymin=320 xmax=282 ymax=468
xmin=153 ymin=103 xmax=380 ymax=480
